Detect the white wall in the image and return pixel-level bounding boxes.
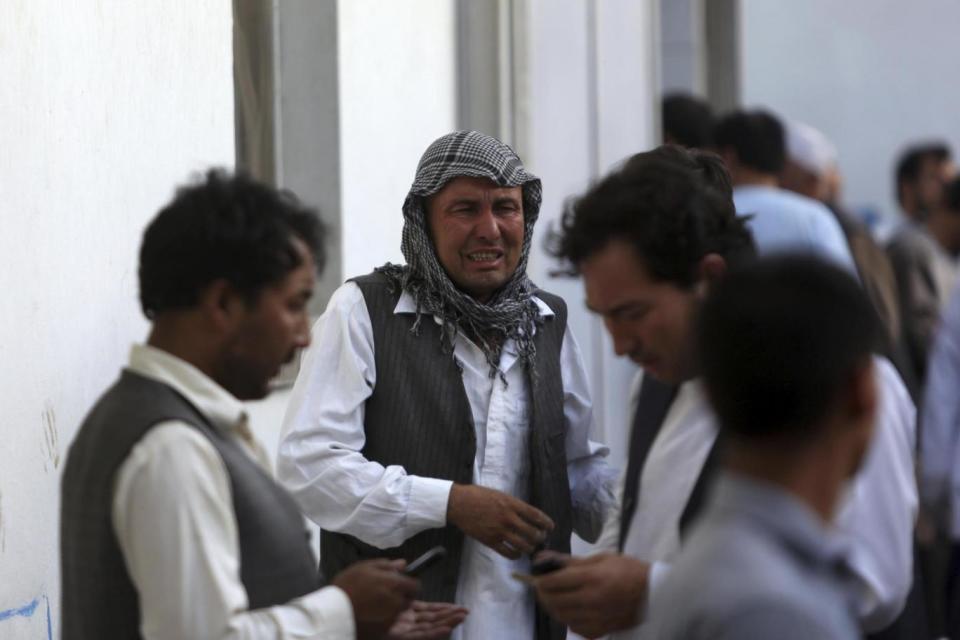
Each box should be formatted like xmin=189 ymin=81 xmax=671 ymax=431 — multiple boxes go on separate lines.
xmin=337 ymin=0 xmax=457 ymax=280
xmin=0 ymin=2 xmax=235 ymax=637
xmin=523 ymin=0 xmax=658 ymax=467
xmin=739 ymin=0 xmax=960 ymax=224
xmin=247 ymin=0 xmax=458 ymax=511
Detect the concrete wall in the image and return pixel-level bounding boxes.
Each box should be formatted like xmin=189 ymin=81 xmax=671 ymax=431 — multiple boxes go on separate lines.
xmin=247 ymin=0 xmax=458 ymax=482
xmin=739 ymin=0 xmax=960 ymax=224
xmin=0 ymin=2 xmax=235 ymax=636
xmin=338 ymin=0 xmax=457 ymax=279
xmin=523 ymin=0 xmax=658 ymax=467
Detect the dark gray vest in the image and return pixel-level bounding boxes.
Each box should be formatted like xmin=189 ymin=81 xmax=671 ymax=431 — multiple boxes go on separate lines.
xmin=61 ymin=370 xmax=319 ymax=640
xmin=321 ymin=272 xmax=571 ymax=639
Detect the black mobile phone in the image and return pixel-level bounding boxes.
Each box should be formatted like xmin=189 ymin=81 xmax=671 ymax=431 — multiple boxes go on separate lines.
xmin=404 ymin=546 xmax=447 ymax=577
xmin=530 ymin=556 xmax=565 ymax=576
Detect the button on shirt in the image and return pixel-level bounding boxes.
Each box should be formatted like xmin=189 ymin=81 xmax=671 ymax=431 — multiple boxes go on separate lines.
xmin=649 ymin=472 xmax=861 ymax=640
xmin=734 ymin=185 xmax=858 ymax=274
xmin=603 ymin=357 xmax=917 ymax=637
xmin=113 ymin=344 xmax=354 ymax=640
xmin=277 ymin=282 xmax=617 ymax=640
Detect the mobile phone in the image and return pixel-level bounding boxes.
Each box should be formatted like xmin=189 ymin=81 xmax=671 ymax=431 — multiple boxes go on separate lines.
xmin=512 ymin=556 xmax=568 ymax=585
xmin=404 ymin=546 xmax=447 ymax=577
xmin=530 ymin=557 xmax=565 ymax=576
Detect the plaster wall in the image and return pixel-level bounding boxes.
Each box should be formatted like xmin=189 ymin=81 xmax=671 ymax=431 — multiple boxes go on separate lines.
xmin=740 ymin=0 xmax=960 ymax=225
xmin=0 ymin=2 xmax=235 ymax=635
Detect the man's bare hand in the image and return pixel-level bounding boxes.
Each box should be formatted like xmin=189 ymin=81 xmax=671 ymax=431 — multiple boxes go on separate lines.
xmin=388 ymin=601 xmax=469 ymax=639
xmin=447 ymin=484 xmax=554 ymax=559
xmin=333 ymin=559 xmax=419 ymax=640
xmin=532 ymin=553 xmax=649 ymax=639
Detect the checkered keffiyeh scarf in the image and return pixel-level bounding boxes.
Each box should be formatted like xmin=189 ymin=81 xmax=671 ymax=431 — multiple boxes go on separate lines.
xmin=376 ymin=130 xmax=544 ymax=379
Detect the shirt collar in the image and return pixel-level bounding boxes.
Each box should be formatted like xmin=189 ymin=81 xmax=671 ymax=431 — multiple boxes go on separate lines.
xmin=127 ymin=344 xmax=249 ymax=436
xmin=392 ymin=289 xmax=555 ymax=319
xmin=708 ymin=470 xmax=850 ymax=571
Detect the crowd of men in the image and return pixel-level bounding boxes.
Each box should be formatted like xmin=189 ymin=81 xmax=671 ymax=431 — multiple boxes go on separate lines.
xmin=57 ymin=94 xmax=960 ymax=639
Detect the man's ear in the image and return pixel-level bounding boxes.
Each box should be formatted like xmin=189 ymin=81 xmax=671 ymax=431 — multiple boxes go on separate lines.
xmin=840 ymin=359 xmax=878 ymax=477
xmin=718 ymin=148 xmax=739 ymax=174
xmin=694 ymin=253 xmax=728 ymax=297
xmin=846 ymin=359 xmax=878 ymax=426
xmin=198 ymin=278 xmax=246 ymax=331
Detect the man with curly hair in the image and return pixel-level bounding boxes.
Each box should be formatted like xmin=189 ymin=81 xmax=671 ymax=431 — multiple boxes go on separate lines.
xmin=61 ymin=171 xmax=460 ymax=640
xmin=531 ymin=145 xmax=916 ymax=640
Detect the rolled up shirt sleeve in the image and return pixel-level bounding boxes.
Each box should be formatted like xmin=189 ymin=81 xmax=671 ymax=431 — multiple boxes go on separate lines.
xmin=276 ymin=282 xmax=452 ymax=549
xmin=560 ymin=324 xmax=619 ymax=543
xmin=113 ymin=423 xmax=356 ymax=640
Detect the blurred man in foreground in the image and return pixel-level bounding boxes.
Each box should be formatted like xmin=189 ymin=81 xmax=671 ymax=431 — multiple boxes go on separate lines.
xmin=61 ymin=171 xmax=465 ymax=639
xmin=650 ymin=255 xmax=880 ymax=639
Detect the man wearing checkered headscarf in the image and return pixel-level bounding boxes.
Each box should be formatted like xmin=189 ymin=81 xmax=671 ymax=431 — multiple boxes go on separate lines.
xmin=278 ymin=131 xmax=617 ymax=640
xmin=377 ymin=130 xmax=545 ymax=377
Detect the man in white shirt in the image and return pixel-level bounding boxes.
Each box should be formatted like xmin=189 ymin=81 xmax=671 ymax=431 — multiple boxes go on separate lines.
xmin=531 ymin=145 xmax=917 ymax=638
xmin=277 ymin=131 xmax=616 ymax=640
xmin=61 ymin=170 xmax=466 ymax=640
xmin=714 ymin=108 xmax=858 ymax=274
xmin=651 ymin=255 xmax=881 ymax=640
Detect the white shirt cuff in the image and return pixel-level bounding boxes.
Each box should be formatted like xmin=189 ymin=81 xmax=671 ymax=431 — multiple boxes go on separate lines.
xmin=299 ymin=585 xmax=356 ymax=639
xmin=407 ymin=477 xmax=454 ymax=530
xmin=645 ymin=560 xmax=670 ymax=619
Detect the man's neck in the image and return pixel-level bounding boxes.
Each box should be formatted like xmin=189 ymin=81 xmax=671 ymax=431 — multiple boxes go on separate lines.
xmin=725 ymin=444 xmax=844 ymax=524
xmin=731 ymin=167 xmax=779 ymax=189
xmin=146 ymin=320 xmax=219 ymax=381
xmin=925 ymin=209 xmax=960 ymax=255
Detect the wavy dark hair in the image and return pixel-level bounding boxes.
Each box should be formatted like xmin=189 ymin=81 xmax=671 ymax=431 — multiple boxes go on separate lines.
xmin=139 ymin=169 xmax=325 ymax=318
xmin=550 ymin=144 xmax=755 ymax=288
xmin=713 ymin=109 xmax=786 ymax=174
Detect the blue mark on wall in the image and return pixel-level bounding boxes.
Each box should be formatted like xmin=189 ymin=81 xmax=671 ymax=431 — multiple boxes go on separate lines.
xmin=0 ymin=595 xmax=53 ymax=639
xmin=0 ymin=598 xmax=39 ymax=621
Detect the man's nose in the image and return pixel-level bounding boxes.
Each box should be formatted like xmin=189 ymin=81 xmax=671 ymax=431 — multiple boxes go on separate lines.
xmin=605 ymin=317 xmax=635 ymax=357
xmin=473 ymin=206 xmax=502 ymax=240
xmin=294 ymin=317 xmax=312 ymax=349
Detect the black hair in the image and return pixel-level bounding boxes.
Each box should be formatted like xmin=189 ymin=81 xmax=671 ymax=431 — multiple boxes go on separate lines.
xmin=138 ymin=169 xmax=325 ymax=319
xmin=550 ymin=145 xmax=756 ymax=288
xmin=697 ymin=255 xmax=882 ymax=444
xmin=662 ymin=93 xmax=715 ymax=149
xmin=713 ymin=109 xmax=786 ymax=174
xmin=948 ymin=176 xmax=960 ymax=212
xmin=895 ymin=142 xmax=951 ymax=206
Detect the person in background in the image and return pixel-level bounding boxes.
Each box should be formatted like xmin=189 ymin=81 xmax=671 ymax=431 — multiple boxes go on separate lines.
xmin=276 ymin=131 xmax=616 ymax=640
xmin=780 ymin=119 xmax=910 ymax=394
xmin=714 ymin=108 xmax=858 ymax=273
xmin=650 ymin=255 xmax=881 ymax=640
xmin=60 ymin=171 xmax=466 ymax=640
xmin=919 ymin=177 xmax=960 ymax=638
xmin=530 ymin=145 xmax=916 ymax=639
xmin=887 ymin=143 xmax=959 ymax=387
xmin=662 ymin=93 xmax=715 ymax=149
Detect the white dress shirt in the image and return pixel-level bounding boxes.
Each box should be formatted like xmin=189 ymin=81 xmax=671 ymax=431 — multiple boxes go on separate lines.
xmin=606 ymin=356 xmax=917 ymax=638
xmin=277 ymin=282 xmax=617 ymax=640
xmin=113 ymin=344 xmax=355 ymax=640
xmin=921 ymin=280 xmax=960 ymax=537
xmin=734 ymin=185 xmax=858 ymax=275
